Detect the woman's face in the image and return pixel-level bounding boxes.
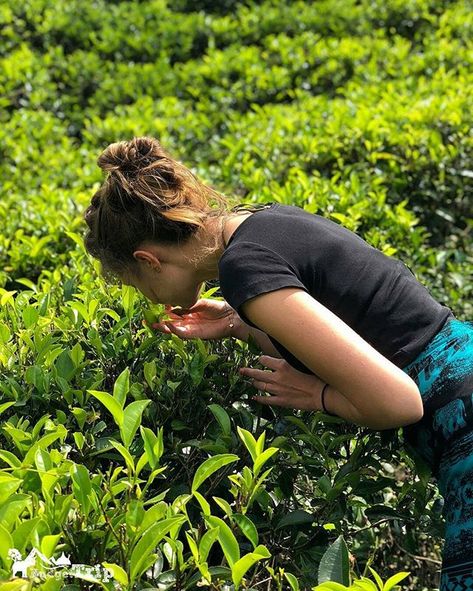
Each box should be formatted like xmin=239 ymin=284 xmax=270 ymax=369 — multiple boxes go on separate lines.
xmin=121 ymin=246 xmax=205 ymax=309
xmin=122 ymin=265 xmax=204 ymax=309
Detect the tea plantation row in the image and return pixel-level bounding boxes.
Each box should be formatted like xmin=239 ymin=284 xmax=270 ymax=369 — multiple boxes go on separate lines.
xmin=0 ymin=1 xmax=471 ymax=589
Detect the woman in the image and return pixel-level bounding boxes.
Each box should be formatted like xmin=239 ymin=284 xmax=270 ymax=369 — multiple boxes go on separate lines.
xmin=84 ymin=136 xmax=473 ymax=590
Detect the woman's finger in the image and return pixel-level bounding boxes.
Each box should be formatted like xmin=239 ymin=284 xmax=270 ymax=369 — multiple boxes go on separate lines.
xmin=258 ymin=355 xmax=285 ymax=370
xmin=239 ymin=367 xmax=275 ymax=382
xmin=251 ymin=379 xmax=284 ymax=395
xmin=252 ymin=395 xmax=293 ymax=408
xmin=152 ymin=320 xmax=191 ymax=338
xmin=150 ymin=322 xmax=172 ymax=333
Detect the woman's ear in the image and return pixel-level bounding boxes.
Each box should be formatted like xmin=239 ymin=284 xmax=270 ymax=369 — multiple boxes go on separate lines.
xmin=133 ymin=249 xmax=161 ymax=271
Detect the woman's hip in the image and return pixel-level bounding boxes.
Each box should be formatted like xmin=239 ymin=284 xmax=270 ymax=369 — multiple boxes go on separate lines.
xmin=401 ymin=318 xmax=473 ymax=478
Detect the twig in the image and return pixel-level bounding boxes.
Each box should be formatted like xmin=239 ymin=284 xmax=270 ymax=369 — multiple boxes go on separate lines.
xmin=352 ymin=517 xmax=410 ymax=534
xmin=392 ymin=538 xmax=442 ymax=566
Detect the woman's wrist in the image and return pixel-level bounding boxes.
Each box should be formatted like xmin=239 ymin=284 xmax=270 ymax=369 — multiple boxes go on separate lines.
xmin=224 ymin=303 xmax=248 ymax=340
xmin=230 ymin=317 xmax=250 ymax=340
xmin=320 ymin=383 xmax=337 ymax=416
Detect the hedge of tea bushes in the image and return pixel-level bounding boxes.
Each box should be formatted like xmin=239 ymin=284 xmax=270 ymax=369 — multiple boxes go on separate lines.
xmin=0 ymin=0 xmax=472 ymax=589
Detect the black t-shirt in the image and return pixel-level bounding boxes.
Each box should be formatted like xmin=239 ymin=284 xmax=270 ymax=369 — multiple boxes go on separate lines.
xmin=218 ymin=203 xmax=455 ymax=373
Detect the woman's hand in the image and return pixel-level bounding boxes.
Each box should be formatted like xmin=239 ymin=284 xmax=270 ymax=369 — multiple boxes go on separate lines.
xmin=149 ymin=299 xmax=242 ymax=340
xmin=239 ymin=355 xmax=326 ymax=411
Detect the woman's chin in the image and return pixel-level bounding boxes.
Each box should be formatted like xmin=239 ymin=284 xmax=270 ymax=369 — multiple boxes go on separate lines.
xmin=180 ymin=297 xmax=198 ymax=309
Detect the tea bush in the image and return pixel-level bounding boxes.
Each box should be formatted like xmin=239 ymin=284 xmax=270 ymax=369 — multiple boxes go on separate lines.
xmin=0 ymin=0 xmax=472 ymax=589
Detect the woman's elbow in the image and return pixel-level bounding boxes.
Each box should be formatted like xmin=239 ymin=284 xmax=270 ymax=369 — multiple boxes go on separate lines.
xmin=403 ymin=397 xmax=424 ymax=426
xmin=392 ymin=385 xmax=424 ymax=429
xmin=373 ymin=385 xmax=424 ymax=430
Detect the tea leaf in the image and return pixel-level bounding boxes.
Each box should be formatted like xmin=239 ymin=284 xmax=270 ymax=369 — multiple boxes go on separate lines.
xmin=129 ymin=516 xmax=186 ymax=583
xmin=113 ymin=367 xmax=130 ymax=407
xmin=233 ymin=513 xmax=259 ymax=549
xmin=121 ymin=400 xmax=151 ymax=447
xmin=208 ymin=404 xmax=231 ymax=436
xmin=191 ymin=454 xmax=238 ymax=493
xmin=206 ymin=515 xmax=240 ymax=567
xmin=231 ymin=545 xmax=271 ymax=587
xmin=88 ymin=390 xmax=124 ymax=426
xmin=102 ymin=563 xmax=129 ymax=586
xmin=317 ymin=535 xmax=350 ymax=586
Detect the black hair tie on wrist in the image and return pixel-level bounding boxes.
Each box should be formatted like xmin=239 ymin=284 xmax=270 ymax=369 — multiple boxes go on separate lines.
xmin=321 ymin=383 xmax=336 ymax=416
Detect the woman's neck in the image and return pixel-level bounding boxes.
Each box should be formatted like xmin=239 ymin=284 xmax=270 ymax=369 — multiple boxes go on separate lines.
xmin=185 ymin=212 xmax=254 ymax=281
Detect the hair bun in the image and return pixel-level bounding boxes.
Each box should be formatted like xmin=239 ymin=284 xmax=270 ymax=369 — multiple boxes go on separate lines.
xmin=97 ymin=136 xmax=165 ymax=177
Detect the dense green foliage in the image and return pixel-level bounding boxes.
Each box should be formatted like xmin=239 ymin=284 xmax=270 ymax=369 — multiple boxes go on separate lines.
xmin=0 ymin=0 xmax=471 ymax=589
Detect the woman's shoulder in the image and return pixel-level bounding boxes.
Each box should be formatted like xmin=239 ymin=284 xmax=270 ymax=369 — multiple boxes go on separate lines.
xmin=223 ymin=202 xmax=358 ymax=255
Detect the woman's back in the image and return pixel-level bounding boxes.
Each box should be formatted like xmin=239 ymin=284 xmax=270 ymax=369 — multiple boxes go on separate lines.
xmin=219 ymin=203 xmax=454 ymax=373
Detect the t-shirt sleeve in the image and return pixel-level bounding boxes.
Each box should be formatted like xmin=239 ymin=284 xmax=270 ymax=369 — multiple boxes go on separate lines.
xmin=218 ymin=241 xmax=309 ymax=327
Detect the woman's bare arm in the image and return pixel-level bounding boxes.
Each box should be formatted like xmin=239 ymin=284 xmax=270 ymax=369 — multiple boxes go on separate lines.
xmin=231 ymin=319 xmax=283 ymax=358
xmin=241 ymin=287 xmax=423 ymax=430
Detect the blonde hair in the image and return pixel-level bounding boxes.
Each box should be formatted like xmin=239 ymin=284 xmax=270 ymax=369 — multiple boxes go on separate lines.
xmin=84 ymin=136 xmax=231 ymax=277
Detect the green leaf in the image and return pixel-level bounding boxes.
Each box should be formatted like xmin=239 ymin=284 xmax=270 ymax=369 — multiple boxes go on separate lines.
xmin=0 ymin=474 xmax=22 ymax=504
xmin=233 ymin=514 xmax=258 ymax=549
xmin=71 ymin=407 xmax=87 ymax=430
xmin=0 ymin=495 xmax=30 ymax=531
xmin=126 ymin=499 xmax=145 ymax=530
xmin=206 ymin=515 xmax=240 ymax=567
xmin=23 ymin=428 xmax=67 ymax=467
xmin=0 ymin=450 xmax=21 ymax=469
xmin=284 ymin=572 xmax=300 ymax=591
xmin=255 ymin=431 xmax=266 ymax=456
xmin=136 ymin=451 xmax=148 ymax=477
xmin=231 ymin=545 xmax=271 ymax=587
xmin=199 ymin=527 xmax=219 ymax=562
xmin=30 ymin=235 xmax=52 ymax=258
xmin=143 ymin=361 xmax=157 ymax=388
xmin=122 ymin=285 xmax=136 ymax=319
xmin=237 ymin=427 xmax=258 ymax=463
xmin=191 ymin=454 xmax=238 ymax=493
xmin=0 ymin=523 xmax=14 ymax=569
xmin=0 ymin=322 xmax=12 ymax=344
xmin=382 ymin=571 xmax=410 ymax=591
xmin=88 ymin=390 xmax=124 ymax=426
xmin=208 ymin=404 xmax=231 ymax=436
xmin=189 ymin=352 xmax=205 ymax=386
xmin=193 ymin=490 xmax=211 ymax=516
xmin=140 ymin=426 xmax=164 ymax=470
xmin=121 ymin=400 xmax=151 ymax=447
xmin=253 ymin=447 xmax=278 ymax=477
xmin=12 ymin=518 xmax=41 ymax=554
xmin=64 ymin=229 xmax=85 ymax=251
xmin=0 ymin=582 xmax=32 ymax=591
xmin=186 ymin=531 xmax=199 ymax=562
xmin=102 ymin=563 xmax=129 ymax=586
xmin=113 ymin=368 xmax=130 ymax=407
xmin=317 ymin=475 xmax=333 ymax=495
xmin=276 ymin=510 xmax=314 ymax=530
xmin=129 ymin=516 xmax=186 ymax=583
xmin=212 ymin=496 xmax=233 ymax=518
xmin=143 ymin=308 xmax=159 ymax=325
xmin=139 ymin=502 xmax=168 ymax=535
xmin=317 ymin=535 xmax=350 ymax=586
xmin=0 ymin=401 xmax=16 ymax=416
xmin=40 ymin=534 xmax=61 ymax=559
xmin=69 ymin=301 xmax=90 ymax=324
xmin=312 ymin=583 xmax=349 ymax=590
xmin=368 ymin=567 xmax=384 ymax=590
xmin=110 ymin=440 xmax=135 ymax=474
xmin=22 ymin=305 xmax=38 ymax=328
xmin=71 ymin=464 xmax=92 ymax=518
xmin=70 ymin=342 xmax=84 ymax=367
xmin=351 ymin=579 xmax=378 ymax=591
xmin=200 ymin=287 xmax=221 ymax=298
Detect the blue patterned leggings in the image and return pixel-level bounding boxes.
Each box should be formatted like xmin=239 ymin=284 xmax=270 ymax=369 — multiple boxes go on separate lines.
xmin=402 ymin=318 xmax=473 ymax=590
